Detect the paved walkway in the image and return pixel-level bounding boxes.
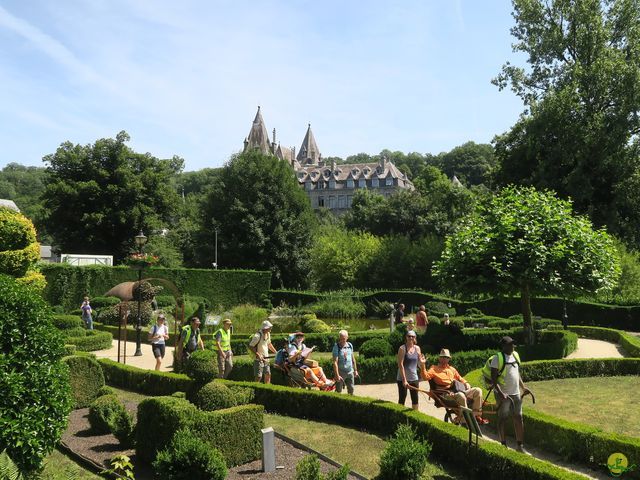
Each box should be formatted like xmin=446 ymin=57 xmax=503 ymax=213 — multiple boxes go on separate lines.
xmin=94 ymin=339 xmax=176 ymax=372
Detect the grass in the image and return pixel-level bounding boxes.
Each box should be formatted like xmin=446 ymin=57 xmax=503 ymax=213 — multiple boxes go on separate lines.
xmin=526 ymin=376 xmax=640 ymax=438
xmin=40 ymin=449 xmax=102 ymax=480
xmin=264 ymin=413 xmax=459 ymax=479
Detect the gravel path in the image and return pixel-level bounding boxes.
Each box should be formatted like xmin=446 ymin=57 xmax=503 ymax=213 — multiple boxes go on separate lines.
xmin=565 ymin=338 xmax=625 ymax=359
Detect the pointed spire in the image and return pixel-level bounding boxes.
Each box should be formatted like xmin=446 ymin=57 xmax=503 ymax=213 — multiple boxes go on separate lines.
xmin=244 ymin=106 xmax=271 ymax=155
xmin=296 ymin=123 xmax=321 ymax=165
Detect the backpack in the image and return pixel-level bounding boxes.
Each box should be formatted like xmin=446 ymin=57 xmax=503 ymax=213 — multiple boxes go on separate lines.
xmin=481 ymin=351 xmax=521 ymax=387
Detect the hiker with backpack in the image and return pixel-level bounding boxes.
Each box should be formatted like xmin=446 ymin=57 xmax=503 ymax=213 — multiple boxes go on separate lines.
xmin=148 ymin=313 xmax=169 ymax=371
xmin=483 ymin=336 xmax=533 ymax=454
xmin=249 ymin=320 xmax=277 ymax=384
xmin=332 ymin=330 xmax=359 ymax=395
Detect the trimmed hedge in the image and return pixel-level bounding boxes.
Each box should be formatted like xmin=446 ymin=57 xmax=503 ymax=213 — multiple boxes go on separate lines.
xmin=465 ymin=358 xmax=640 ymax=478
xmin=88 ymin=394 xmax=126 ymax=434
xmin=569 ymin=326 xmax=640 ymax=357
xmin=63 ymin=355 xmax=105 ymax=408
xmin=99 ymin=358 xmax=192 ymax=395
xmin=99 ymin=354 xmax=587 ymax=479
xmin=41 ymin=264 xmax=271 ymax=311
xmin=65 ymin=330 xmax=113 ymax=352
xmin=136 ymin=396 xmax=263 ymax=467
xmin=52 ymin=314 xmax=83 ymax=330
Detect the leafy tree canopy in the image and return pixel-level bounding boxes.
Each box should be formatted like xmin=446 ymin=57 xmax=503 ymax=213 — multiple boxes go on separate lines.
xmin=494 ymin=0 xmax=640 ymax=246
xmin=41 ymin=131 xmax=183 ymax=261
xmin=439 ymin=141 xmax=496 ymax=187
xmin=198 ymin=150 xmax=316 ymax=288
xmin=434 ymin=186 xmax=620 ymax=339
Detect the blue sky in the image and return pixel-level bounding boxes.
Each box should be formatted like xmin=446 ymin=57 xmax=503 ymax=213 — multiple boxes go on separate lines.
xmin=0 ymin=1 xmax=525 ymax=171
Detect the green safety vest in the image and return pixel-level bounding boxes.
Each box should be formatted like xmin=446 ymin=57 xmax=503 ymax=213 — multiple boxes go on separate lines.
xmin=215 ymin=327 xmax=231 ymax=351
xmin=481 ymin=351 xmax=521 ymax=386
xmin=181 ymin=325 xmax=200 ymax=349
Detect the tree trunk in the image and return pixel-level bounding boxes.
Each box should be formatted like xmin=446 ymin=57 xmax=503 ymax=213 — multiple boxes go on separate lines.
xmin=520 ymin=284 xmax=534 ymax=345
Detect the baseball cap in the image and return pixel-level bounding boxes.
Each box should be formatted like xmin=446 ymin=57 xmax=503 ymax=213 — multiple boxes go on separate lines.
xmin=157 ymin=313 xmax=165 ymax=320
xmin=501 ymin=336 xmax=515 ymax=345
xmin=223 ymin=318 xmax=232 ymax=324
xmin=262 ymin=320 xmax=273 ymax=330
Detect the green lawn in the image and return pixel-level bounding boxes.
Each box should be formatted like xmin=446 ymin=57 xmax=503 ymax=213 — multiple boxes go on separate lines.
xmin=265 ymin=413 xmax=460 ymax=479
xmin=40 ymin=449 xmax=102 ymax=480
xmin=526 ymin=376 xmax=640 ymax=438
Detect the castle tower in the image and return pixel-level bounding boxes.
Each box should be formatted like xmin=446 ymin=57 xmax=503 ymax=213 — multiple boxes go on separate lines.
xmin=244 ymin=106 xmax=272 ymax=155
xmin=296 ymin=123 xmax=321 ymax=166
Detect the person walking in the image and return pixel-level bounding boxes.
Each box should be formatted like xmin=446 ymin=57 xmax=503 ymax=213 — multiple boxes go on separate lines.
xmin=178 ymin=317 xmax=204 ymax=363
xmin=215 ymin=318 xmax=234 ymax=379
xmin=332 ymin=330 xmax=359 ymax=395
xmin=490 ymin=336 xmax=532 ymax=454
xmin=249 ymin=320 xmax=277 ymax=384
xmin=416 ymin=305 xmax=429 ymax=333
xmin=394 ymin=303 xmax=405 ymax=327
xmin=148 ymin=313 xmax=169 ymax=371
xmin=81 ymin=296 xmax=93 ymax=330
xmin=396 ymin=330 xmax=424 ymax=410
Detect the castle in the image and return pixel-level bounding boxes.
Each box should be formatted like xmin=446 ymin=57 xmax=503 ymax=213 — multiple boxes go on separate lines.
xmin=243 ymin=107 xmax=414 ymax=212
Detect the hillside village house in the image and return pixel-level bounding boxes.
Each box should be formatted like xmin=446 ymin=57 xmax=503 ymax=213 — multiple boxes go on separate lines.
xmin=243 ymin=107 xmax=414 ymax=212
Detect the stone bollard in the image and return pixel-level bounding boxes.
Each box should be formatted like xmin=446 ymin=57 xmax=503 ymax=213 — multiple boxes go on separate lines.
xmin=262 ymin=427 xmax=275 ymax=473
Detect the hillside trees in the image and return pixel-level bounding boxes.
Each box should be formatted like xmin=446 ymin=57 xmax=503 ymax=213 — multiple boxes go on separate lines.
xmin=198 ymin=150 xmax=316 ymax=287
xmin=494 ymin=0 xmax=640 ymax=246
xmin=42 ymin=131 xmax=183 ymax=261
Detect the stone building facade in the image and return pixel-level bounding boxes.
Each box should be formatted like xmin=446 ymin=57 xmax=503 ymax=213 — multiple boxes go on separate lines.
xmin=243 ymin=107 xmax=414 ymax=212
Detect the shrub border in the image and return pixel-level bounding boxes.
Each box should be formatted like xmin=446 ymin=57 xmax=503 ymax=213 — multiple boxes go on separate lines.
xmin=98 ymin=359 xmax=585 ymax=479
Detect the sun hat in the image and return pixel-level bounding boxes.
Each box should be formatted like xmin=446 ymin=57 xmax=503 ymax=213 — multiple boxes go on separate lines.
xmin=223 ymin=318 xmax=232 ymax=324
xmin=262 ymin=320 xmax=273 ymax=330
xmin=157 ymin=313 xmax=165 ymax=320
xmin=406 ymin=330 xmax=417 ymax=337
xmin=293 ymin=331 xmax=305 ymax=336
xmin=439 ymin=348 xmax=451 ymax=358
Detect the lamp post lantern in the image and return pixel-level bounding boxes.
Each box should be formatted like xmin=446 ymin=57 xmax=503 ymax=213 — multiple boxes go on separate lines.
xmin=134 ymin=230 xmax=147 ymax=356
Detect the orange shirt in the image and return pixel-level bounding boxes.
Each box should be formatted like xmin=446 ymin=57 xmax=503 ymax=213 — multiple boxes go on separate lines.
xmin=421 ymin=364 xmax=465 ymax=389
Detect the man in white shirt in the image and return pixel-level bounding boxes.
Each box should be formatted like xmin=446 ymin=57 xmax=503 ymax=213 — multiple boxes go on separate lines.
xmin=249 ymin=320 xmax=277 ymax=384
xmin=490 ymin=336 xmax=532 ymax=455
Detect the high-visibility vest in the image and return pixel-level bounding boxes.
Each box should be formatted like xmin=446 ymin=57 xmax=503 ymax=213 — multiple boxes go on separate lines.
xmin=215 ymin=328 xmax=231 ymax=351
xmin=481 ymin=351 xmax=521 ymax=386
xmin=181 ymin=325 xmax=200 ymax=350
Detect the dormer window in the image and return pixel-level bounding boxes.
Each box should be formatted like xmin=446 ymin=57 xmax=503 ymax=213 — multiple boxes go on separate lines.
xmin=358 ymin=179 xmax=366 ymax=188
xmin=347 ymin=179 xmax=354 ymax=188
xmin=323 ymin=169 xmax=331 ymax=178
xmin=363 ymin=168 xmax=370 ymax=175
xmin=329 ymin=180 xmax=336 ymax=189
xmin=372 ymin=178 xmax=379 ymax=187
xmin=385 ymin=177 xmax=393 ymax=186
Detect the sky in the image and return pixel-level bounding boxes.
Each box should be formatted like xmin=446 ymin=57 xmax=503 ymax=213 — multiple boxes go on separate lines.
xmin=0 ymin=1 xmax=525 ymax=172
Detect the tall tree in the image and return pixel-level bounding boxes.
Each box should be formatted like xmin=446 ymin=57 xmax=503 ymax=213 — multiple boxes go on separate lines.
xmin=42 ymin=131 xmax=183 ymax=261
xmin=434 ymin=186 xmax=620 ymax=343
xmin=198 ymin=150 xmax=316 ymax=288
xmin=494 ymin=0 xmax=640 ymax=245
xmin=439 ymin=142 xmax=496 ymax=187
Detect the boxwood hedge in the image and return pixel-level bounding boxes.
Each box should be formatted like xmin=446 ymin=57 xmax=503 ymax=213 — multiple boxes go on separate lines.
xmin=52 ymin=314 xmax=83 ymax=330
xmin=65 ymin=330 xmax=113 ymax=352
xmin=568 ymin=326 xmax=640 ymax=357
xmin=63 ymin=354 xmax=105 ymax=408
xmin=136 ymin=396 xmax=263 ymax=467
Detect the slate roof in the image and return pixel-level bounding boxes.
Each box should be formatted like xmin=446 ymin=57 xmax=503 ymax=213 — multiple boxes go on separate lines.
xmin=295 ymin=159 xmax=414 ymax=189
xmin=244 ymin=106 xmax=271 ymax=154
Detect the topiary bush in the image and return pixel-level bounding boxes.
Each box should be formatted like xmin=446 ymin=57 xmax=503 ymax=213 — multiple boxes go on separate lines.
xmin=88 ymin=394 xmax=126 ymax=434
xmin=97 ymin=385 xmax=116 ymax=397
xmin=376 ymin=424 xmax=432 ymax=480
xmin=302 ymin=318 xmax=332 ymax=334
xmin=0 ymin=274 xmax=73 ymax=474
xmin=0 ymin=208 xmax=39 ymax=278
xmin=90 ymin=296 xmax=121 ymax=309
xmin=309 ymin=297 xmax=366 ymax=319
xmin=183 ymin=349 xmax=217 ymax=384
xmin=112 ymin=410 xmax=136 ymax=448
xmin=62 ymin=355 xmax=105 ymax=408
xmin=98 ymin=302 xmax=153 ymax=327
xmin=60 ymin=327 xmax=87 ymax=339
xmin=64 ymin=330 xmax=113 ymax=352
xmin=359 ymin=338 xmax=392 ymax=359
xmin=295 ymin=454 xmax=349 ymax=480
xmin=425 ymin=301 xmax=456 ymax=317
xmin=153 ymin=429 xmax=227 ymax=480
xmin=52 ymin=314 xmax=83 ymax=330
xmin=189 ymin=381 xmax=237 ymax=411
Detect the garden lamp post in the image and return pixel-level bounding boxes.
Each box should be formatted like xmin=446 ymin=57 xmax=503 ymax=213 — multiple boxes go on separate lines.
xmin=134 ymin=230 xmax=147 ymax=356
xmin=214 ymin=227 xmax=218 ymax=269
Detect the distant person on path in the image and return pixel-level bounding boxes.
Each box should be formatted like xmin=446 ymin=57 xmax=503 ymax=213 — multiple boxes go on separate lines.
xmin=81 ymin=296 xmax=93 ymax=330
xmin=179 ymin=317 xmax=204 ymax=362
xmin=394 ymin=303 xmax=405 ymax=327
xmin=421 ymin=348 xmax=488 ymax=425
xmin=443 ymin=313 xmax=450 ymax=326
xmin=332 ymin=329 xmax=359 ymax=395
xmin=148 ymin=313 xmax=169 ymax=371
xmin=215 ymin=318 xmax=234 ymax=379
xmin=249 ymin=320 xmax=277 ymax=384
xmin=406 ymin=318 xmax=416 ymax=333
xmin=489 ymin=336 xmax=532 ymax=454
xmin=396 ymin=330 xmax=424 ymax=410
xmin=416 ymin=305 xmax=429 ymax=333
